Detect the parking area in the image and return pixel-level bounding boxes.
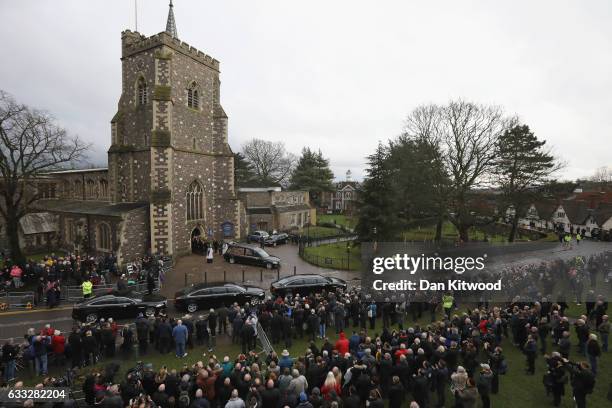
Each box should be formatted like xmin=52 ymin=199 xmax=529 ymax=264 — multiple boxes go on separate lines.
xmin=161 ymin=243 xmax=361 ymax=298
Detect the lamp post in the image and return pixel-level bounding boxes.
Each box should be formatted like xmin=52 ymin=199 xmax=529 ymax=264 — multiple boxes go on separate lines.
xmin=372 ymin=226 xmax=378 ymax=253
xmin=346 ymin=241 xmax=351 ymax=270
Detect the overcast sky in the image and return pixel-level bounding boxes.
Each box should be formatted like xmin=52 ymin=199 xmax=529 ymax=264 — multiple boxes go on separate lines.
xmin=1 ymin=0 xmax=611 ymax=181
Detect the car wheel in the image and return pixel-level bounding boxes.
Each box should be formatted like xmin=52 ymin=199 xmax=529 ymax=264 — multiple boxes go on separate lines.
xmin=85 ymin=313 xmax=98 ymax=324
xmin=145 ymin=307 xmax=155 ymax=317
xmin=187 ymin=303 xmax=198 ymax=313
xmin=229 ymin=257 xmax=235 ymax=264
xmin=266 ymin=262 xmax=273 ymax=269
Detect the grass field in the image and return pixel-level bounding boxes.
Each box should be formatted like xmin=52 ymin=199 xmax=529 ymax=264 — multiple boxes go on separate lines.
xmin=302 ymin=242 xmax=362 ymax=270
xmin=301 ymin=225 xmax=345 ymax=239
xmin=16 ymin=303 xmax=611 ymax=407
xmin=317 ymin=214 xmax=357 ymax=229
xmin=401 ymin=222 xmax=558 ymax=243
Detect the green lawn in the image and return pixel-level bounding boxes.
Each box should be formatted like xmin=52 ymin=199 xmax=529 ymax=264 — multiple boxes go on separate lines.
xmin=301 ymin=225 xmax=344 ymax=239
xmin=401 ymin=222 xmax=556 ymax=243
xmin=317 ymin=214 xmax=357 ymax=229
xmin=16 ymin=303 xmax=611 ymax=408
xmin=302 ymin=242 xmax=362 ymax=270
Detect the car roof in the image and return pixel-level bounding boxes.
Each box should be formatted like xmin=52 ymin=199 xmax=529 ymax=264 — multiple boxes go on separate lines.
xmin=228 ymin=242 xmax=262 ymax=249
xmin=186 ymin=282 xmax=244 ymax=291
xmin=80 ymin=294 xmax=121 ymax=304
xmin=277 ymin=274 xmax=327 ymax=282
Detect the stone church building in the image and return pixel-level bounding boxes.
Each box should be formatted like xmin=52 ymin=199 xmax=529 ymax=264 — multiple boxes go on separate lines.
xmin=28 ymin=3 xmax=244 ymax=265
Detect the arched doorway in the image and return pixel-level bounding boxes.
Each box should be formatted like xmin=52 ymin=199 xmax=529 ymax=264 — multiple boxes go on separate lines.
xmin=191 ymin=227 xmax=202 ymax=254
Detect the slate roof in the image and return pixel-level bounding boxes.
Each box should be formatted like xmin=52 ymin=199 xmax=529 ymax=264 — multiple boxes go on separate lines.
xmin=533 ymin=201 xmax=559 ymax=219
xmin=19 ymin=213 xmax=58 ymax=235
xmin=593 ymin=202 xmax=612 ymax=227
xmin=561 ymin=199 xmax=591 ymax=225
xmin=273 ymin=204 xmax=311 ymax=213
xmin=33 ymin=199 xmax=147 ymax=217
xmin=246 ymin=207 xmax=272 ymax=215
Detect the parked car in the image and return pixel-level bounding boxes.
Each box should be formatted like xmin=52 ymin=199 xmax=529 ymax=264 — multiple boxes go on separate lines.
xmin=264 ymin=233 xmax=289 ymax=246
xmin=270 ymin=274 xmax=347 ymax=297
xmin=223 ymin=242 xmax=281 ymax=269
xmin=174 ymin=283 xmax=266 ymax=313
xmin=247 ymin=230 xmax=269 ymax=243
xmin=72 ymin=293 xmax=167 ymax=323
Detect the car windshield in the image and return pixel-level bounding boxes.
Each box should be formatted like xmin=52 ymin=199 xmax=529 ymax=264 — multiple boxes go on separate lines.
xmin=254 ymin=248 xmax=270 ymax=257
xmin=226 ymin=284 xmax=245 ymax=293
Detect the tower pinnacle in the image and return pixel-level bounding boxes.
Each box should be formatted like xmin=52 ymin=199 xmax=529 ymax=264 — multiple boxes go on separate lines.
xmin=166 ymin=0 xmax=178 ymax=38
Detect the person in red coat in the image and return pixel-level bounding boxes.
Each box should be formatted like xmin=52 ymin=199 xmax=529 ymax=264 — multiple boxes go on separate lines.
xmin=335 ymin=331 xmax=349 ymax=355
xmin=51 ymin=330 xmax=66 ymax=365
xmin=321 ymin=371 xmax=342 ymax=401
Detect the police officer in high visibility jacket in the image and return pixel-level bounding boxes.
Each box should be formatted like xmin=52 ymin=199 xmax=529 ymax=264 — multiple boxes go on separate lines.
xmin=82 ymin=278 xmax=93 ymax=299
xmin=442 ymin=293 xmax=454 ymax=319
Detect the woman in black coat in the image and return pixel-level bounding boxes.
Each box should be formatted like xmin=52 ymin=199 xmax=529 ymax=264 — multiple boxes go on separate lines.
xmin=388 ymin=376 xmax=405 ymax=408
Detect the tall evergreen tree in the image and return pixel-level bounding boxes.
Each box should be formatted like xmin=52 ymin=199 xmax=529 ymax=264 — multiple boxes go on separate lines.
xmin=388 ymin=135 xmax=450 ymax=241
xmin=355 ymin=143 xmax=400 ymax=241
xmin=493 ymin=124 xmax=562 ymax=241
xmin=289 ymin=148 xmax=334 ymax=205
xmin=233 ymin=152 xmax=256 ymax=187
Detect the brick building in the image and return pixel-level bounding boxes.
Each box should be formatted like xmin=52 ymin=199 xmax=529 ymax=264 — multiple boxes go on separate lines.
xmin=25 ymin=3 xmax=243 ymax=265
xmin=320 ymin=170 xmax=359 ymax=214
xmin=238 ymin=187 xmax=316 ymax=233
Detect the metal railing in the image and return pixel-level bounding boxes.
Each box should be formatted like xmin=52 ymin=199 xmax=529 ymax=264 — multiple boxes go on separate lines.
xmin=59 ymin=279 xmax=161 ymax=302
xmin=0 ymin=291 xmax=35 ymax=311
xmin=257 ymin=322 xmax=274 ymax=355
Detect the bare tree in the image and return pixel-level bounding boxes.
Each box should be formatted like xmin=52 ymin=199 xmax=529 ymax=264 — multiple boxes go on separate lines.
xmin=0 ymin=91 xmax=89 ymax=264
xmin=591 ymin=166 xmax=612 ymax=183
xmin=410 ymin=100 xmax=513 ymax=241
xmin=401 ymin=105 xmax=451 ymax=241
xmin=440 ymin=101 xmax=514 ymax=241
xmin=241 ymin=138 xmax=296 ymax=187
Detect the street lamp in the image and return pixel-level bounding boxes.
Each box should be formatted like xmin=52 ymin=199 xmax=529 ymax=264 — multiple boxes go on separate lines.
xmin=346 ymin=241 xmax=351 ymax=270
xmin=372 ymin=226 xmax=378 ymax=253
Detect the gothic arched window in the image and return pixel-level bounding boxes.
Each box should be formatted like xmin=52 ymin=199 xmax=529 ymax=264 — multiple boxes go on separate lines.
xmin=74 ymin=180 xmax=82 ymax=199
xmin=137 ymin=77 xmax=148 ymax=105
xmin=99 ymin=179 xmax=109 ymax=198
xmin=97 ymin=223 xmax=112 ymax=251
xmin=187 ymin=82 xmax=199 ymax=109
xmin=86 ymin=179 xmax=96 ymax=198
xmin=186 ymin=181 xmax=205 ymax=221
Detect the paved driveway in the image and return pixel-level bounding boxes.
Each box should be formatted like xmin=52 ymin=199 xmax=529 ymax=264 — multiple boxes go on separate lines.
xmin=160 ymin=243 xmax=361 ymax=298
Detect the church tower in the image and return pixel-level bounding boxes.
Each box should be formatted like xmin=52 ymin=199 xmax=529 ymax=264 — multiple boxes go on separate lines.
xmin=108 ymin=1 xmax=241 ymax=257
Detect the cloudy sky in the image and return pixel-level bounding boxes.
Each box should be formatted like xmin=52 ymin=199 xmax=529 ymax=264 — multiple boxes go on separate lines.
xmin=1 ymin=0 xmax=611 ymax=181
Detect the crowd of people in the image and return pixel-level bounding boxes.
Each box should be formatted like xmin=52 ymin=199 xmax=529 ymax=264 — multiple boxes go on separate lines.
xmin=0 ymin=252 xmax=166 ymax=308
xmin=0 ymin=285 xmax=609 ymax=405
xmin=0 ymin=251 xmax=610 ymax=407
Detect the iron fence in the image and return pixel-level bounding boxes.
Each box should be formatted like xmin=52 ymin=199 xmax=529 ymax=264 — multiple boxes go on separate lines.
xmin=0 ymin=291 xmax=35 ymax=311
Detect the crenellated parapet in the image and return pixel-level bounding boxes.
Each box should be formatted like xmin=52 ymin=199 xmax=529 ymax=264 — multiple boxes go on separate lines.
xmin=121 ymin=30 xmax=219 ymax=71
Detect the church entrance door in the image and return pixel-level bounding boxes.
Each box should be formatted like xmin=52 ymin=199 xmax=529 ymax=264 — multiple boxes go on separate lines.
xmin=191 ymin=227 xmax=202 ymax=254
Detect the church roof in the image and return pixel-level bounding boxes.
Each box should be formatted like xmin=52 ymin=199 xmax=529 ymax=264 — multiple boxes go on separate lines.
xmin=47 ymin=168 xmax=108 ymax=175
xmin=274 ymin=204 xmax=311 ymax=213
xmin=33 ymin=199 xmax=147 ymax=217
xmin=19 ymin=213 xmax=58 ymax=235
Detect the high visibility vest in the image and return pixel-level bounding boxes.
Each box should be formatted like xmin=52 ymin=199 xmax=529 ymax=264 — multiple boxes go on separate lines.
xmin=442 ymin=295 xmax=454 ymax=309
xmin=82 ymin=281 xmax=93 ymax=295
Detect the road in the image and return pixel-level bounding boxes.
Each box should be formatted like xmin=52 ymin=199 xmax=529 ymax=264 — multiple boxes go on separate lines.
xmin=1 ymin=240 xmax=609 ymax=340
xmin=0 ymin=243 xmax=361 ymax=340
